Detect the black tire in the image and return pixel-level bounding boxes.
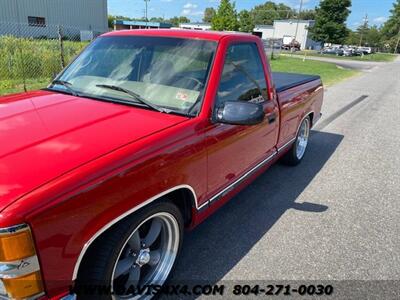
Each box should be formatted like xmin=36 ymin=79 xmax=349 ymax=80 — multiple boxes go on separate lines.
xmin=75 ymin=201 xmax=184 ymax=299
xmin=281 ymin=116 xmax=311 ymax=166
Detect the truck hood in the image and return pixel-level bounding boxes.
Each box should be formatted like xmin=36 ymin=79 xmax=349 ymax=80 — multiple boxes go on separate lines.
xmin=0 ymin=90 xmax=188 ymax=209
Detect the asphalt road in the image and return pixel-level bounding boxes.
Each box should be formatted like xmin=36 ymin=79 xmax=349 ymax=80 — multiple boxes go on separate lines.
xmin=168 ymin=57 xmax=400 ymax=298
xmin=283 ymin=54 xmax=385 ymax=71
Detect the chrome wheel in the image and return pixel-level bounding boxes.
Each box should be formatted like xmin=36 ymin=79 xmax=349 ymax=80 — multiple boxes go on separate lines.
xmin=111 ymin=212 xmax=180 ymax=299
xmin=295 ymin=118 xmax=310 ymax=160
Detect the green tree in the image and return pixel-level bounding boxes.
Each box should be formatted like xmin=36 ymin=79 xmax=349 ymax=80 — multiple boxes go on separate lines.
xmin=297 ymin=9 xmax=316 ymax=20
xmin=150 ymin=17 xmax=165 ymax=22
xmin=381 ymin=0 xmax=400 ymax=52
xmin=108 ymin=15 xmax=137 ymax=28
xmin=309 ymin=0 xmax=352 ymax=44
xmin=108 ymin=15 xmax=115 ymax=28
xmin=238 ymin=10 xmax=255 ymax=32
xmin=168 ymin=16 xmax=190 ymax=27
xmin=365 ymin=26 xmax=382 ymax=48
xmin=211 ymin=0 xmax=239 ymax=31
xmin=345 ymin=26 xmax=382 ymax=48
xmin=276 ymin=3 xmax=295 ymax=19
xmin=251 ymin=1 xmax=295 ymax=25
xmin=344 ymin=30 xmax=360 ymax=45
xmin=203 ymin=7 xmax=216 ymax=23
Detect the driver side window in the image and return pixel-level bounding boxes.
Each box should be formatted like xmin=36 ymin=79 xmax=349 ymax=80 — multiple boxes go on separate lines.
xmin=216 ymin=43 xmax=268 ymax=106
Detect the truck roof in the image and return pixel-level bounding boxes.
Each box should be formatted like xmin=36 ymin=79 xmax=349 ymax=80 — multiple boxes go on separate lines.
xmin=102 ymin=29 xmax=255 ymax=42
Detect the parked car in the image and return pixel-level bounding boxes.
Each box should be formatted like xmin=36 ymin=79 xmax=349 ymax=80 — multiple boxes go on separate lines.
xmin=320 ymin=47 xmax=344 ymax=56
xmin=342 ymin=48 xmax=353 ymax=56
xmin=353 ymin=48 xmax=364 ymax=56
xmin=0 ymin=30 xmax=323 ymax=299
xmin=358 ymin=47 xmax=373 ymax=54
xmin=342 ymin=47 xmax=362 ymax=56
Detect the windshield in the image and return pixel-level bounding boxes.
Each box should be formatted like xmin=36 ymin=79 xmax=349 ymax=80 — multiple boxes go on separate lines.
xmin=53 ymin=36 xmax=217 ymax=115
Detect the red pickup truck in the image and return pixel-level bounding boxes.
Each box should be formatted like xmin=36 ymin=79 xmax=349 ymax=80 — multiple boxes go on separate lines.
xmin=0 ymin=30 xmax=323 ymax=299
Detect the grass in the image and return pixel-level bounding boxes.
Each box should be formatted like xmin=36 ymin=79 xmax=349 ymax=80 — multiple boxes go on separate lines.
xmin=0 ymin=78 xmax=50 ymax=96
xmin=286 ymin=50 xmax=398 ymax=62
xmin=270 ymin=56 xmax=359 ymax=86
xmin=0 ymin=35 xmax=87 ymax=96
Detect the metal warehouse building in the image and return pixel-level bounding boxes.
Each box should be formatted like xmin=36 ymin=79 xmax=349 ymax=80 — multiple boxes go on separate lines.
xmin=0 ymin=0 xmax=108 ymax=39
xmin=254 ymin=19 xmax=321 ymax=50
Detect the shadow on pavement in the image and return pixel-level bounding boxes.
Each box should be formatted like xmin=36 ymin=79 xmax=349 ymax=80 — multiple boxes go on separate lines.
xmin=169 ymin=130 xmax=343 ymax=287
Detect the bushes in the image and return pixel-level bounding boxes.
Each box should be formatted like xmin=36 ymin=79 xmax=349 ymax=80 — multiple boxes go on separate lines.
xmin=0 ymin=36 xmax=87 ymax=81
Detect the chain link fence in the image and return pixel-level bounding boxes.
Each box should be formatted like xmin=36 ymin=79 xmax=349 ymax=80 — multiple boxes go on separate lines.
xmin=263 ymin=38 xmax=282 ymax=60
xmin=0 ymin=22 xmax=105 ymax=95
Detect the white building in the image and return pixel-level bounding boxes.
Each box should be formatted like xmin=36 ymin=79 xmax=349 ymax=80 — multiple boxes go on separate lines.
xmin=0 ymin=0 xmax=108 ymax=39
xmin=253 ymin=25 xmax=275 ymax=39
xmin=253 ymin=19 xmax=320 ymax=50
xmin=179 ymin=23 xmax=212 ymax=31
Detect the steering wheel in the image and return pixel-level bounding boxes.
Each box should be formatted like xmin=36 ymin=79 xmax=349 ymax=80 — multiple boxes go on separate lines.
xmin=79 ymin=54 xmax=93 ymax=69
xmin=174 ymin=75 xmax=204 ymax=90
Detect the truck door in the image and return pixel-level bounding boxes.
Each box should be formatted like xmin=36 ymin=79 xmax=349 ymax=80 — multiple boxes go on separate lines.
xmin=206 ymin=42 xmax=279 ymax=200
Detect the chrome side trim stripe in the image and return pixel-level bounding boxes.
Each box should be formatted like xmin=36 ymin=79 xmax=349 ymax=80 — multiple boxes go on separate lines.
xmin=277 ymin=137 xmax=296 ymax=152
xmin=197 ymin=199 xmax=209 ymax=211
xmin=208 ymin=151 xmax=277 ymax=205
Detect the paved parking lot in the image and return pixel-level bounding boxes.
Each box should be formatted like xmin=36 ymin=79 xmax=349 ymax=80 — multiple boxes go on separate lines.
xmin=169 ymin=56 xmax=400 ymax=296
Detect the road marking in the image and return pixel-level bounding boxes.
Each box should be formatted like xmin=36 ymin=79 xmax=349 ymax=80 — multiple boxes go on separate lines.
xmin=314 ymin=95 xmax=369 ymax=131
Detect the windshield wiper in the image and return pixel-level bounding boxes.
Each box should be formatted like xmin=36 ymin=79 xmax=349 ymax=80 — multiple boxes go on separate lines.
xmin=96 ymin=84 xmax=168 ymax=113
xmin=50 ymin=80 xmax=79 ymax=96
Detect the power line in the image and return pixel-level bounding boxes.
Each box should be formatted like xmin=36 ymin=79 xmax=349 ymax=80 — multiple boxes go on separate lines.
xmin=359 ymin=13 xmax=368 ymax=47
xmin=294 ymin=0 xmax=304 ymax=43
xmin=394 ymin=26 xmax=400 ymax=54
xmin=144 ymin=0 xmax=150 ymax=27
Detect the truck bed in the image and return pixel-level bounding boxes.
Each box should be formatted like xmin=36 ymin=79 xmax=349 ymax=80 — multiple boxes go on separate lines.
xmin=272 ymin=72 xmax=320 ymax=92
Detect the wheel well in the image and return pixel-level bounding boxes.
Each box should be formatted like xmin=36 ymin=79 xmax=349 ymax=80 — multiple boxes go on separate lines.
xmin=162 ymin=188 xmax=194 ymax=226
xmin=308 ymin=112 xmax=314 ymax=127
xmin=74 ymin=187 xmax=195 ymax=281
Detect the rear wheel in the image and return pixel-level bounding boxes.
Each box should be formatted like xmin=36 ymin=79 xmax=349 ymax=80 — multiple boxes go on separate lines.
xmin=281 ymin=116 xmax=310 ymax=166
xmin=75 ymin=202 xmax=183 ymax=299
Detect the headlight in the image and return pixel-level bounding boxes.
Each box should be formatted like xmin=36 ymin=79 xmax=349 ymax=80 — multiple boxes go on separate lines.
xmin=0 ymin=224 xmax=44 ymax=299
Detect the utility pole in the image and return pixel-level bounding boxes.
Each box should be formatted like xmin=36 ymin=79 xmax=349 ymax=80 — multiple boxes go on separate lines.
xmin=294 ymin=0 xmax=303 ymax=49
xmin=144 ymin=0 xmax=150 ymax=28
xmin=394 ymin=26 xmax=400 ymax=54
xmin=359 ymin=14 xmax=368 ymax=47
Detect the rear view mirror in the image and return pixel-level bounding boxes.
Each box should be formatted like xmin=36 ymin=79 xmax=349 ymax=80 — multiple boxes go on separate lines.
xmin=216 ymin=101 xmax=265 ymax=125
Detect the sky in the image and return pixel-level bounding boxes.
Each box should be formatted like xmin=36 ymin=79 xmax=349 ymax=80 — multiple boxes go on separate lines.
xmin=108 ymin=0 xmax=395 ymax=29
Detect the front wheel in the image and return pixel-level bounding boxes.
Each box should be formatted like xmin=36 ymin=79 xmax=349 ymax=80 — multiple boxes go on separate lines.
xmin=281 ymin=116 xmax=311 ymax=166
xmin=75 ymin=202 xmax=183 ymax=299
